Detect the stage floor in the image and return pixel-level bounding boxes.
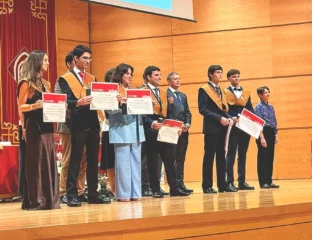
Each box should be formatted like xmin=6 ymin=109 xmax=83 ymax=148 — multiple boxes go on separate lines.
xmin=1 ymin=179 xmax=312 ymax=240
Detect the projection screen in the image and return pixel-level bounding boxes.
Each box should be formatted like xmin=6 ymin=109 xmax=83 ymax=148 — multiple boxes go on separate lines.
xmin=81 ymin=0 xmax=195 ymax=22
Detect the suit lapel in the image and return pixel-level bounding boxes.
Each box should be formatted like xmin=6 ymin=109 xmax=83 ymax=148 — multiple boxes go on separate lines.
xmin=168 ymin=88 xmax=184 ymax=111
xmin=147 ymin=84 xmax=162 ymax=106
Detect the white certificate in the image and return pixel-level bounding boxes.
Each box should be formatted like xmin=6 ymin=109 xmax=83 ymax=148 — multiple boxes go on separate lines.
xmin=157 ymin=119 xmax=183 ymax=144
xmin=90 ymin=82 xmax=119 ymax=110
xmin=126 ymin=89 xmax=153 ymax=115
xmin=42 ymin=93 xmax=67 ymax=123
xmin=236 ymin=108 xmax=265 ymax=139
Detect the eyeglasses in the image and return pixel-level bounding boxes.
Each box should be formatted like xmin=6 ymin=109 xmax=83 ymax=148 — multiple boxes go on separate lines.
xmin=80 ymin=56 xmax=92 ymax=62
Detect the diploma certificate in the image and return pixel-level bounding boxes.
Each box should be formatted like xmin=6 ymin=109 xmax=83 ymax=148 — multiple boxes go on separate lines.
xmin=42 ymin=93 xmax=67 ymax=123
xmin=90 ymin=82 xmax=119 ymax=110
xmin=157 ymin=119 xmax=183 ymax=144
xmin=126 ymin=89 xmax=153 ymax=115
xmin=236 ymin=108 xmax=265 ymax=139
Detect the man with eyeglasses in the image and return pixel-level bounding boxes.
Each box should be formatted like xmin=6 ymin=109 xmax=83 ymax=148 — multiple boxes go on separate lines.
xmin=223 ymin=69 xmax=255 ymax=191
xmin=58 ymin=45 xmax=111 ymax=207
xmin=54 ymin=51 xmax=87 ymax=204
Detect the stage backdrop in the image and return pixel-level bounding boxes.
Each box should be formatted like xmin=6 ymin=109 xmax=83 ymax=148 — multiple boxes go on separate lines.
xmin=0 ymin=0 xmax=57 ymax=197
xmin=0 ymin=0 xmax=56 ymax=196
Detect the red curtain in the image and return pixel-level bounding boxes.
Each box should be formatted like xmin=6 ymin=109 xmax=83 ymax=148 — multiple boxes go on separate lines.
xmin=0 ymin=0 xmax=57 ymax=143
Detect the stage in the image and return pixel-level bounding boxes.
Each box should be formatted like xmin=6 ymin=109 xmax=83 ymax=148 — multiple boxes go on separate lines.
xmin=1 ymin=179 xmax=312 ymax=240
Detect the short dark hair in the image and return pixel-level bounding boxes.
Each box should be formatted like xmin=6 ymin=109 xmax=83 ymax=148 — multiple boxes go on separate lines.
xmin=227 ymin=69 xmax=240 ymax=78
xmin=207 ymin=65 xmax=223 ymax=80
xmin=112 ymin=63 xmax=134 ymax=84
xmin=257 ymin=86 xmax=270 ymax=95
xmin=73 ymin=45 xmax=91 ymax=58
xmin=104 ymin=68 xmax=115 ymax=83
xmin=65 ymin=51 xmax=74 ymax=67
xmin=144 ymin=66 xmax=160 ymax=80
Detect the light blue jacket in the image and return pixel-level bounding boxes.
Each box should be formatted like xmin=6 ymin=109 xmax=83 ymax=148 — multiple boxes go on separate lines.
xmin=108 ymin=109 xmax=145 ymax=144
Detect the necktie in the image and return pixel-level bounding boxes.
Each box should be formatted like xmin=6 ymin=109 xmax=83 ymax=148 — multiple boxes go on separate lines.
xmin=215 ymin=86 xmax=222 ymax=97
xmin=154 ymin=88 xmax=160 ymax=101
xmin=233 ymin=88 xmax=242 ymax=91
xmin=78 ymin=72 xmax=85 ymax=84
xmin=175 ymin=91 xmax=182 ymax=105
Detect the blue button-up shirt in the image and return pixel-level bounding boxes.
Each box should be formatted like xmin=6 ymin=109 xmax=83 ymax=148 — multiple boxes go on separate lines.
xmin=254 ymin=101 xmax=278 ymax=134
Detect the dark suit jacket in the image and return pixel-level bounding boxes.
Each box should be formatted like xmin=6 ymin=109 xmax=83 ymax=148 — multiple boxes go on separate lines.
xmin=166 ymin=88 xmax=192 ymax=125
xmin=58 ymin=70 xmax=100 ymax=133
xmin=226 ymin=86 xmax=254 ymax=117
xmin=198 ymin=87 xmax=231 ymax=135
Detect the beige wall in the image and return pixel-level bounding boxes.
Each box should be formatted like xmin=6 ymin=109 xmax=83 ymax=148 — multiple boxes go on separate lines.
xmin=57 ymin=0 xmax=312 ymax=182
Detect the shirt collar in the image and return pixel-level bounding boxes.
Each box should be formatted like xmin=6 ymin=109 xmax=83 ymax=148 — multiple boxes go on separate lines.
xmin=73 ymin=66 xmax=85 ymax=75
xmin=148 ymin=82 xmax=158 ymax=90
xmin=260 ymin=100 xmax=269 ymax=105
xmin=209 ymin=81 xmax=219 ymax=88
xmin=169 ymin=86 xmax=177 ymax=93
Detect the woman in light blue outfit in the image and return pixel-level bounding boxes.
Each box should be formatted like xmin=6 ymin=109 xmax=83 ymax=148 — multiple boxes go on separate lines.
xmin=108 ymin=63 xmax=145 ymax=201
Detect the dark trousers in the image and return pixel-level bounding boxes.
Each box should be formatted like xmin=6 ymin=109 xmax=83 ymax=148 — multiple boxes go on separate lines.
xmin=173 ymin=131 xmax=189 ymax=185
xmin=141 ymin=141 xmax=162 ymax=191
xmin=67 ymin=128 xmax=100 ymax=199
xmin=226 ymin=129 xmax=250 ymax=184
xmin=256 ymin=126 xmax=276 ymax=186
xmin=202 ymin=130 xmax=227 ymax=190
xmin=18 ymin=125 xmax=26 ymax=195
xmin=145 ymin=129 xmax=178 ymax=193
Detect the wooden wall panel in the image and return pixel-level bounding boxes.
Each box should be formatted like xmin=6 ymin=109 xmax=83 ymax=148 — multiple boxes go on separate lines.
xmin=184 ymin=128 xmax=311 ymax=182
xmin=172 ymin=28 xmax=272 ymax=83
xmin=90 ymin=4 xmax=172 ymax=43
xmin=57 ymin=40 xmax=90 ymax=77
xmin=90 ymin=37 xmax=173 ymax=86
xmin=56 ymin=0 xmax=89 ymax=42
xmin=172 ymin=0 xmax=270 ymax=35
xmin=271 ymin=23 xmax=312 ymax=77
xmin=270 ymin=0 xmax=312 ymax=25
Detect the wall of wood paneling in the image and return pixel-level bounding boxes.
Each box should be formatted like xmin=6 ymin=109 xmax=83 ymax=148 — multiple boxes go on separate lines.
xmin=56 ymin=0 xmax=312 ymax=181
xmin=55 ymin=0 xmax=89 ymax=76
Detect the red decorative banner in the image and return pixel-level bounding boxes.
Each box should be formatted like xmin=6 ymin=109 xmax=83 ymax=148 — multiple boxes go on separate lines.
xmin=0 ymin=0 xmax=57 ymax=143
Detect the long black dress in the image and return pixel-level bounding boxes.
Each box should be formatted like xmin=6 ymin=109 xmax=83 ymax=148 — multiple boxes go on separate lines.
xmin=18 ymin=79 xmax=60 ymax=210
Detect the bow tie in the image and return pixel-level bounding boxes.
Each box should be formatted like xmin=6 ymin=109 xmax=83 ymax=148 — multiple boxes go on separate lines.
xmin=233 ymin=88 xmax=242 ymax=91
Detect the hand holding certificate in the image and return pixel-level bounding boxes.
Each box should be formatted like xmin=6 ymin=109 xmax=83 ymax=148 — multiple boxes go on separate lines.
xmin=90 ymin=82 xmax=119 ymax=110
xmin=157 ymin=119 xmax=183 ymax=144
xmin=42 ymin=93 xmax=67 ymax=123
xmin=126 ymin=89 xmax=153 ymax=115
xmin=236 ymin=108 xmax=265 ymax=139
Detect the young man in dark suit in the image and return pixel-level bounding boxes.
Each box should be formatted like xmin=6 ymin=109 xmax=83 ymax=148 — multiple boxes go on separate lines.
xmin=54 ymin=52 xmax=87 ymax=204
xmin=142 ymin=66 xmax=189 ymax=198
xmin=224 ymin=69 xmax=255 ymax=191
xmin=58 ymin=45 xmax=111 ymax=207
xmin=166 ymin=72 xmax=193 ymax=193
xmin=198 ymin=65 xmax=235 ymax=194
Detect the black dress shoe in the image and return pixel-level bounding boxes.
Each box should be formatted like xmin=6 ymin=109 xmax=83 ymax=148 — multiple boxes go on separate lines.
xmin=170 ymin=188 xmax=190 ymax=197
xmin=88 ymin=195 xmax=111 ymax=204
xmin=223 ymin=184 xmax=238 ymax=192
xmin=60 ymin=194 xmax=68 ymax=204
xmin=238 ymin=182 xmax=255 ymax=190
xmin=153 ymin=191 xmax=164 ymax=198
xmin=142 ymin=189 xmax=153 ymax=197
xmin=260 ymin=184 xmax=271 ymax=189
xmin=270 ymin=183 xmax=280 ymax=188
xmin=160 ymin=188 xmax=169 ymax=195
xmin=67 ymin=197 xmax=81 ymax=207
xmin=179 ymin=184 xmax=194 ymax=193
xmin=203 ymin=187 xmax=217 ymax=194
xmin=78 ymin=193 xmax=88 ymax=202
